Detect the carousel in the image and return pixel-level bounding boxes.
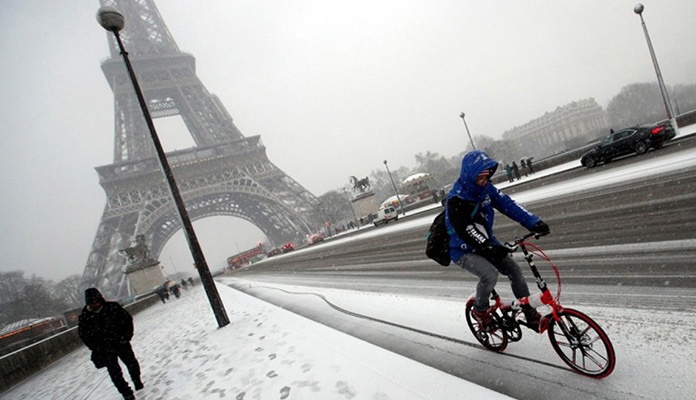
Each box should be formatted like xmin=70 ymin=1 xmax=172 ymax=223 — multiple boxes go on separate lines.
xmin=399 ymin=173 xmax=435 ymax=202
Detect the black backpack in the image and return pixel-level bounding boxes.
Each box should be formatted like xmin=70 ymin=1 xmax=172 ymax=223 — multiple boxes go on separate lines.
xmin=425 ymin=210 xmax=451 ymax=266
xmin=425 ymin=202 xmax=479 ymax=266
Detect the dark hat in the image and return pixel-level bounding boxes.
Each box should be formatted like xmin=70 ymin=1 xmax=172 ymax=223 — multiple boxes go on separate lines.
xmin=85 ymin=288 xmax=105 ymax=304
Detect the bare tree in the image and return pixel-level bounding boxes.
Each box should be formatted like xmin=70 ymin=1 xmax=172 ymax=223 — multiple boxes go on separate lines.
xmin=0 ymin=271 xmax=26 ymax=305
xmin=0 ymin=271 xmax=30 ymax=325
xmin=368 ymin=169 xmax=393 ymax=204
xmin=55 ymin=274 xmax=84 ymax=309
xmin=606 ymin=82 xmax=667 ymax=128
xmin=0 ymin=271 xmax=71 ymax=326
xmin=414 ymin=151 xmax=456 ymax=189
xmin=317 ymin=191 xmax=355 ymax=233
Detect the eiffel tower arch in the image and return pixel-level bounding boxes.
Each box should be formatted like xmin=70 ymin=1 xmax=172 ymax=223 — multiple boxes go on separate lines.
xmin=83 ymin=0 xmax=319 ymax=297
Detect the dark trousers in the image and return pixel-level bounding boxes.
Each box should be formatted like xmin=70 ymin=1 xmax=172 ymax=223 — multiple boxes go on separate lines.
xmin=104 ymin=343 xmax=141 ymax=396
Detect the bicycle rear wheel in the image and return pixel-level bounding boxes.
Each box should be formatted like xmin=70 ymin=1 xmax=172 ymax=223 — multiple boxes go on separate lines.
xmin=547 ymin=308 xmax=616 ymax=378
xmin=465 ymin=298 xmax=508 ymax=352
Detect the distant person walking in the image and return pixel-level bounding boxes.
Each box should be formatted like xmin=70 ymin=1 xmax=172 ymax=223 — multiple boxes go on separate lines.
xmin=78 ymin=288 xmax=143 ymax=400
xmin=527 ymin=158 xmax=535 ymax=174
xmin=511 ymin=161 xmax=521 ymax=180
xmin=520 ymin=159 xmax=529 ymax=177
xmin=170 ymin=282 xmax=181 ymax=298
xmin=155 ymin=285 xmax=168 ymax=303
xmin=504 ymin=164 xmax=514 ymax=183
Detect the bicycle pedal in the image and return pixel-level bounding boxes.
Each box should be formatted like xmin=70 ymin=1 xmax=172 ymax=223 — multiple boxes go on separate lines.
xmin=517 ymin=320 xmax=540 ymax=333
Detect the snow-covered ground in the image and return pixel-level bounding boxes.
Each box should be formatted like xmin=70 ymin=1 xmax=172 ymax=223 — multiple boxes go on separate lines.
xmin=3 ymin=275 xmax=694 ymax=400
xmin=220 ymin=276 xmax=696 ymax=400
xmin=1 ymin=125 xmax=694 ymax=400
xmin=1 ymin=284 xmax=513 ymax=400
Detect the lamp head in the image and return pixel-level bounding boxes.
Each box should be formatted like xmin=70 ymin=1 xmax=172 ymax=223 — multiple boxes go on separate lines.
xmin=97 ymin=6 xmax=125 ymax=32
xmin=634 ymin=3 xmax=644 ymax=15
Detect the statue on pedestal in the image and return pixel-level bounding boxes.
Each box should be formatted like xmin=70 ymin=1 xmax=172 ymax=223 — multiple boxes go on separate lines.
xmin=119 ymin=234 xmax=163 ymax=296
xmin=349 ymin=176 xmax=371 ymax=195
xmin=119 ymin=234 xmax=156 ymax=269
xmin=348 ymin=176 xmax=377 ymax=217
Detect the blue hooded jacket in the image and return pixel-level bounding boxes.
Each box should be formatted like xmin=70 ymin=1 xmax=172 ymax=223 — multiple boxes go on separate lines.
xmin=444 ymin=150 xmax=540 ymax=262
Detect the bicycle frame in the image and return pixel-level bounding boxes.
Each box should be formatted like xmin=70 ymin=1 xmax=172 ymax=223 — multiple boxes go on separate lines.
xmin=467 ymin=232 xmax=617 ymax=378
xmin=509 ymin=232 xmax=561 ymax=334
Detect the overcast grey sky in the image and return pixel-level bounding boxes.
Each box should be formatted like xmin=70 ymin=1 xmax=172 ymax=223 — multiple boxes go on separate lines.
xmin=1 ymin=1 xmax=694 ymax=282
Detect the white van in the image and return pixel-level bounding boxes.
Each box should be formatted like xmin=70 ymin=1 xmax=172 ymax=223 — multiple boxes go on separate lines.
xmin=373 ymin=206 xmax=399 ymax=226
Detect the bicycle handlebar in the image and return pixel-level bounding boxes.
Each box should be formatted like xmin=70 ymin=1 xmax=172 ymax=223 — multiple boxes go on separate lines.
xmin=504 ymin=231 xmax=549 ymax=250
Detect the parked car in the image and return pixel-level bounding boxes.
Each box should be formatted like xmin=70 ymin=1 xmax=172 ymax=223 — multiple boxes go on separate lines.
xmin=580 ymin=123 xmax=676 ymax=168
xmin=281 ymin=243 xmax=295 ymax=253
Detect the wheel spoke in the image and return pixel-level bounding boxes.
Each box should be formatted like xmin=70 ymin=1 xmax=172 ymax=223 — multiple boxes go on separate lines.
xmin=547 ymin=309 xmax=615 ymax=378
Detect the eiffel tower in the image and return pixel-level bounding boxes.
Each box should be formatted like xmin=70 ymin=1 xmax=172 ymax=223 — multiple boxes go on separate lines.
xmin=83 ymin=0 xmax=319 ymax=297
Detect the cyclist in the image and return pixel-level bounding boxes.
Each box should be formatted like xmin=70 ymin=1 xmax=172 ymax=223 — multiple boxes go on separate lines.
xmin=444 ymin=150 xmax=550 ymax=331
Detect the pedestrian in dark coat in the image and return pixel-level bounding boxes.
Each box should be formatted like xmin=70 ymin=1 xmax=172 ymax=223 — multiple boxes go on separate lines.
xmin=511 ymin=161 xmax=521 ymax=180
xmin=155 ymin=285 xmax=168 ymax=303
xmin=520 ymin=159 xmax=529 ymax=177
xmin=78 ymin=288 xmax=143 ymax=400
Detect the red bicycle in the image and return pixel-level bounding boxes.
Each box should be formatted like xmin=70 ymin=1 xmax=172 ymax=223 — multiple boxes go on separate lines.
xmin=464 ymin=232 xmax=616 ymax=378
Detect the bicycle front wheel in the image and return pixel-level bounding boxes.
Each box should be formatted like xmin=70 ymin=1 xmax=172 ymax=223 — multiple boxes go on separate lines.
xmin=547 ymin=308 xmax=616 ymax=378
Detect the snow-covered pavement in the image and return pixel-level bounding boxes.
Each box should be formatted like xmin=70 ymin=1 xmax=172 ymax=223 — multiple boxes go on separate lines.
xmin=0 ymin=283 xmax=512 ymax=400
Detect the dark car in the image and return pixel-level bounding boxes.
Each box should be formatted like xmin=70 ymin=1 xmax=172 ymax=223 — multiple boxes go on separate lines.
xmin=580 ymin=123 xmax=676 ymax=168
xmin=266 ymin=248 xmax=282 ymax=257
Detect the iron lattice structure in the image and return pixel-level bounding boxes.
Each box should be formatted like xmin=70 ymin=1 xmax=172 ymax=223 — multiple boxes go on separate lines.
xmin=83 ymin=0 xmax=319 ymax=297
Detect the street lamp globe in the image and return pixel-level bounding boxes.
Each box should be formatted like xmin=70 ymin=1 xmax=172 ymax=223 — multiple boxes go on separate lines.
xmin=458 ymin=112 xmax=476 ymax=150
xmin=97 ymin=6 xmax=125 ymax=32
xmin=634 ymin=3 xmax=644 ymax=15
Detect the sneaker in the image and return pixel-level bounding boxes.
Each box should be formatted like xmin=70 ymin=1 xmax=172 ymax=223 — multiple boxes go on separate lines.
xmin=471 ymin=309 xmax=492 ymax=330
xmin=522 ymin=306 xmax=541 ymax=332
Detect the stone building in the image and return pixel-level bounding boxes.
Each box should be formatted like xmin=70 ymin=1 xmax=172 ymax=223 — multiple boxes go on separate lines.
xmin=502 ymin=98 xmax=608 ymax=158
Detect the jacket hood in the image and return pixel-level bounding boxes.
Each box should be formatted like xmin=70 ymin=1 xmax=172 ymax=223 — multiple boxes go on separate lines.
xmin=449 ymin=150 xmax=499 ymax=200
xmin=84 ymin=288 xmax=105 ymax=304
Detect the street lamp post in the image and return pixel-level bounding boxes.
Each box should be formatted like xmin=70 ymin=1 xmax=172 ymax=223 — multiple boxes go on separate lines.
xmin=97 ymin=7 xmax=229 ymax=328
xmin=633 ymin=3 xmax=678 ymax=133
xmin=383 ymin=160 xmax=405 ymax=216
xmin=459 ymin=112 xmax=476 ymax=150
